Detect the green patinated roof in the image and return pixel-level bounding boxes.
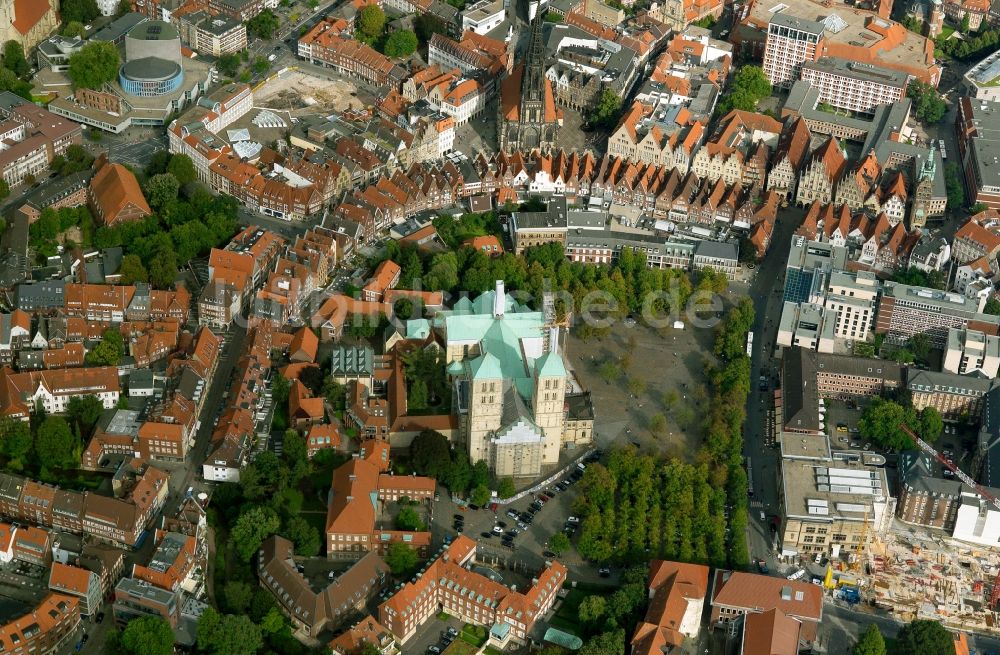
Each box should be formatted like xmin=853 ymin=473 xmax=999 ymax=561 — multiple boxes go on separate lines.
xmin=470 ymin=351 xmax=504 ymax=380
xmin=406 ymin=318 xmax=430 ymax=340
xmin=447 ymin=360 xmax=465 ymax=376
xmin=535 ymin=351 xmax=566 ymax=378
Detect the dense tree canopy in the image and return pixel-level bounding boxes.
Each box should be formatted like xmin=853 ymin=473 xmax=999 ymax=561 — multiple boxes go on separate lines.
xmin=196 ymin=608 xmax=264 ymax=655
xmin=907 ymin=81 xmax=947 ymax=124
xmin=61 ymin=0 xmax=101 ymax=24
xmin=383 ymin=30 xmax=418 ymax=57
xmin=68 ymin=41 xmax=120 ymax=90
xmin=3 ymin=41 xmax=28 ymax=78
xmin=385 ymin=542 xmax=418 ymax=575
xmin=858 ymin=398 xmax=941 ymax=450
xmin=358 ymin=5 xmax=386 ymax=41
xmin=853 ymin=625 xmax=887 ymax=655
xmin=117 ymin=616 xmax=175 ymax=655
xmin=716 ymin=66 xmax=772 ymax=115
xmin=247 ymin=9 xmax=280 ymax=39
xmin=589 ymin=90 xmax=623 ymax=130
xmin=34 ymin=417 xmax=80 ymax=471
xmin=895 ymin=620 xmax=955 ymax=655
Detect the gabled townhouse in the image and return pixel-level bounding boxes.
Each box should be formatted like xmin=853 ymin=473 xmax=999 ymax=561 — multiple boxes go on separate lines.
xmin=766 ymin=116 xmax=811 ymax=202
xmin=690 ymin=110 xmax=782 ymax=185
xmin=796 ymin=137 xmax=848 ymax=207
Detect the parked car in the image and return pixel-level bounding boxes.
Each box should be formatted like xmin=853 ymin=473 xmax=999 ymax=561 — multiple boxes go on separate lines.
xmin=598 ymin=567 xmax=611 ymax=578
xmin=756 ymin=560 xmax=769 ymax=574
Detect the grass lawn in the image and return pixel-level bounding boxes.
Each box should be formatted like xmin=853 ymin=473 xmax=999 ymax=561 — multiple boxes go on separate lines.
xmin=460 ymin=624 xmax=488 ymax=647
xmin=548 ymin=589 xmax=586 ymax=635
xmin=444 ymin=641 xmax=479 ymax=655
xmin=437 ymin=611 xmax=451 ymax=621
xmin=938 ymin=25 xmax=955 ymax=40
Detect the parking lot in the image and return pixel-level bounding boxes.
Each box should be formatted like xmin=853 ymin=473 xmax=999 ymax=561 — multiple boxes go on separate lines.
xmin=431 ymin=452 xmax=616 ymax=585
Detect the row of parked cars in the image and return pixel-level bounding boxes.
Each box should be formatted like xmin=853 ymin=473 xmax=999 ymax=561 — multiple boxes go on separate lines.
xmin=427 ymin=626 xmax=459 ymax=654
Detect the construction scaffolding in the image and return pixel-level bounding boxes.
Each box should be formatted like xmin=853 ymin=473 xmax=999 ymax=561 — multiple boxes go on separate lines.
xmin=865 ymin=527 xmax=1000 ymax=633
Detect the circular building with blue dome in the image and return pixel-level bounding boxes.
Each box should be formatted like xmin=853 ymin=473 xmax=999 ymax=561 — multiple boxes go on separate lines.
xmin=119 ymin=58 xmax=184 ymax=97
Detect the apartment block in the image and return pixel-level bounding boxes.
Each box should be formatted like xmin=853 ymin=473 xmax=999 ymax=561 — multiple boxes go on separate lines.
xmin=176 ymin=11 xmax=247 ymax=57
xmin=907 ymin=369 xmax=998 ymax=421
xmin=378 ymin=536 xmax=565 ymax=645
xmin=763 ymin=14 xmax=824 ymax=90
xmin=799 ymin=57 xmax=909 ymax=115
xmin=944 ymin=328 xmax=1000 ymax=377
xmin=113 ymin=577 xmax=180 ymax=627
xmin=896 ymin=452 xmax=963 ymax=530
xmin=48 ymin=563 xmax=102 ymax=616
xmin=710 ymin=571 xmax=822 ymax=644
xmin=0 ymin=594 xmax=80 ymax=655
xmin=259 ymin=537 xmax=389 ymax=637
xmin=955 ymin=97 xmax=1000 ymax=209
xmin=0 ymin=93 xmax=82 ymax=188
xmin=875 ymin=281 xmax=999 ymax=346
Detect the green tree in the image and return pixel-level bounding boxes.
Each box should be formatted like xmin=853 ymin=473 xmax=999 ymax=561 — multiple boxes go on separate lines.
xmin=985 ymin=297 xmax=1000 ymax=315
xmin=62 ymin=21 xmax=87 ymax=39
xmin=470 ymin=483 xmax=491 ymax=506
xmin=230 ymin=506 xmax=281 ymax=561
xmin=222 ymin=581 xmax=253 ymax=614
xmin=497 ymin=477 xmax=516 ymax=499
xmin=907 ymin=80 xmax=947 ymax=124
xmin=61 ymin=0 xmax=101 ymax=24
xmin=118 ymin=616 xmax=175 ymax=655
xmin=383 ymin=30 xmax=418 ymax=57
xmin=253 ymin=56 xmax=270 ymax=75
xmin=2 ymin=41 xmax=28 ymax=78
xmin=385 ymin=542 xmax=418 ymax=575
xmin=260 ymin=607 xmax=286 ymax=635
xmin=549 ymin=531 xmax=570 ymax=555
xmin=119 ymin=254 xmax=149 ymax=284
xmin=853 ymin=625 xmax=887 ymax=655
xmin=960 ymin=13 xmax=971 ymax=33
xmin=218 ymin=53 xmax=241 ymax=78
xmin=895 ymin=619 xmax=955 ymax=655
xmin=34 ymin=416 xmax=79 ymax=470
xmin=145 ymin=173 xmax=179 ymax=209
xmin=945 ymin=162 xmax=966 ymax=209
xmin=68 ymin=41 xmax=120 ymax=90
xmin=166 ymin=154 xmax=197 ymax=186
xmin=196 ymin=608 xmax=264 ymax=655
xmin=281 ymin=516 xmax=320 ymax=556
xmin=598 ymin=361 xmax=621 ymax=384
xmin=858 ymin=398 xmax=917 ymax=450
xmin=66 ymin=395 xmax=105 ymax=435
xmin=115 ymin=0 xmax=133 ymax=17
xmin=395 ymin=506 xmax=425 ymax=531
xmin=589 ymin=89 xmax=623 ymax=130
xmin=247 ymin=9 xmax=280 ymax=39
xmin=0 ymin=418 xmax=32 ymax=469
xmin=580 ymin=629 xmax=626 ymax=655
xmin=409 ymin=429 xmax=452 ymax=479
xmin=149 ymin=249 xmax=178 ymax=288
xmin=85 ymin=328 xmax=124 ymax=366
xmin=358 ymin=5 xmax=386 ymax=40
xmin=919 ymin=407 xmax=944 ymax=443
xmin=0 ymin=178 xmax=9 ymax=200
xmin=648 ymin=413 xmax=667 ymax=435
xmin=413 ymin=13 xmax=448 ymax=42
xmin=578 ymin=595 xmax=606 ymax=624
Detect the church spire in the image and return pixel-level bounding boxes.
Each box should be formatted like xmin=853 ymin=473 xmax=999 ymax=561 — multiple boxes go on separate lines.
xmin=521 ymin=10 xmax=546 ymax=104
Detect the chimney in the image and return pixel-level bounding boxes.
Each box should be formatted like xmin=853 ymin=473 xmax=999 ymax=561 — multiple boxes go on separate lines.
xmin=494 ymin=280 xmax=505 ymax=318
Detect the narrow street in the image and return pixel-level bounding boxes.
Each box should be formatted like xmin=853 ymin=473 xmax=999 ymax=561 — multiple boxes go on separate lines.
xmin=742 ymin=204 xmax=804 ymax=569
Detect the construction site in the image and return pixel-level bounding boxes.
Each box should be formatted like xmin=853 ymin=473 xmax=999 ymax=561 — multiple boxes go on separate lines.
xmin=821 ymin=424 xmax=1000 ymax=635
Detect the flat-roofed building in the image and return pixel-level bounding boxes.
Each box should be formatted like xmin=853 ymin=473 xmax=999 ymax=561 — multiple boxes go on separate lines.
xmin=875 ymin=281 xmax=999 ymax=346
xmin=778 ymin=433 xmax=893 ymax=559
xmin=944 ymin=328 xmax=1000 ymax=377
xmin=799 ymin=57 xmax=909 ymax=115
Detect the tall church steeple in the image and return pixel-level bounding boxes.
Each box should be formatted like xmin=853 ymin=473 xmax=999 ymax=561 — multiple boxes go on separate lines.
xmin=521 ymin=11 xmax=546 ymax=105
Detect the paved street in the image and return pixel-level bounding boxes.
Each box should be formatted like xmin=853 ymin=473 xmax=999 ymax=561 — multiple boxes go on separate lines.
xmin=741 ymin=205 xmax=805 ymax=569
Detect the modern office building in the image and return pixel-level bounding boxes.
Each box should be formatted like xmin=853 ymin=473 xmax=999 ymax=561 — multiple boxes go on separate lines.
xmin=799 ymin=57 xmax=909 ymax=115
